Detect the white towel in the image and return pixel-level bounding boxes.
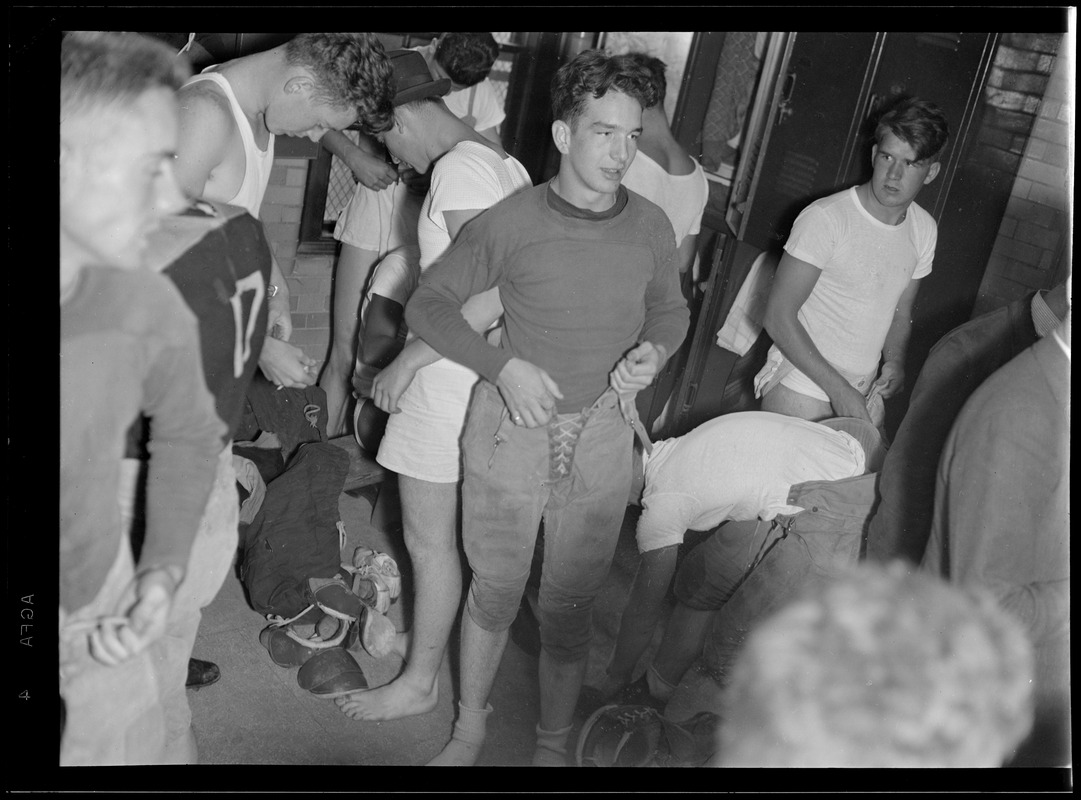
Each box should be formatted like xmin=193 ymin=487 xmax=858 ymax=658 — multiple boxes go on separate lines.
xmin=233 ymin=454 xmax=267 ymax=525
xmin=716 ymin=250 xmax=779 ymax=356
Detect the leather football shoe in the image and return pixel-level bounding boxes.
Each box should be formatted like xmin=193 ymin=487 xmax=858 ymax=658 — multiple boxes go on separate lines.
xmin=186 ymin=657 xmax=221 ymax=689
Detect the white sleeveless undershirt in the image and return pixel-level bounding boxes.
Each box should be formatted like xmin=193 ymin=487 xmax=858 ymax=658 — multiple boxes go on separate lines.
xmin=185 ymin=71 xmax=275 ymax=217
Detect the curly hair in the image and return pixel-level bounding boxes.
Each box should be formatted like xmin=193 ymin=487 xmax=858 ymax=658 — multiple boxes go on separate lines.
xmin=435 ymin=32 xmax=500 ymax=88
xmin=550 ymin=49 xmax=658 ymax=129
xmin=716 ymin=562 xmax=1035 ymax=767
xmin=621 ymin=52 xmax=667 ymax=107
xmin=873 ymin=96 xmax=950 ymax=162
xmin=284 ymin=33 xmax=394 ymax=135
xmin=61 ymin=31 xmax=191 ymax=121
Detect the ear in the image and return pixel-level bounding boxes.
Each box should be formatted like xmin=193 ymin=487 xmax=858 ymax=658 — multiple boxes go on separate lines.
xmin=284 ymin=74 xmax=315 ymax=96
xmin=552 ymin=120 xmax=570 ymax=155
xmin=923 ymin=160 xmax=941 ymax=185
xmin=870 ymin=143 xmax=878 ymax=166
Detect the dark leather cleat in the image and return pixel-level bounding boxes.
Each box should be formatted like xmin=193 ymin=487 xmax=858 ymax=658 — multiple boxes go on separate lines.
xmin=259 ymin=626 xmax=321 ymax=668
xmin=575 ymin=685 xmax=607 ymax=719
xmin=297 ymin=647 xmax=369 ymax=698
xmin=614 ymin=674 xmax=668 ymax=711
xmin=575 ymin=704 xmax=719 ymax=767
xmin=306 ymin=575 xmax=370 ymax=621
xmin=259 ymin=616 xmax=355 ymax=668
xmin=186 ymin=657 xmax=221 ymax=689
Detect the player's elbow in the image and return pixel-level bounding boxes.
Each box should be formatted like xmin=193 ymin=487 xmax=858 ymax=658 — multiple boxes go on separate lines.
xmin=403 ymin=289 xmax=430 ymax=334
xmin=762 ymin=298 xmax=787 ymax=339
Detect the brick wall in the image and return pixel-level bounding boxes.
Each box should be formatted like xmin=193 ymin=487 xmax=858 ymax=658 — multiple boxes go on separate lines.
xmin=972 ymin=33 xmax=1071 ymax=316
xmin=258 ymin=157 xmax=335 ymax=365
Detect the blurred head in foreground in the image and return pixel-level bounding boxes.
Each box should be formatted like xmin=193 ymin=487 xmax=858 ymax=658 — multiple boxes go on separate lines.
xmin=715 ymin=562 xmax=1034 ymax=767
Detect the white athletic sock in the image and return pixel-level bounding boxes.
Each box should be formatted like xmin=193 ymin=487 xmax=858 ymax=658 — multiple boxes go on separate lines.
xmin=532 ymin=723 xmax=573 ymax=767
xmin=426 ymin=702 xmax=492 ymax=767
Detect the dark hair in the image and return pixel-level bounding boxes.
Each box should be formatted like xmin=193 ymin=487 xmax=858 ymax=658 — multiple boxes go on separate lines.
xmin=61 ymin=31 xmax=190 ymax=120
xmin=435 ymin=32 xmax=500 ymax=87
xmin=551 ymin=50 xmax=658 ymax=129
xmin=622 ymin=52 xmax=667 ymax=107
xmin=285 ymin=33 xmax=394 ymax=135
xmin=873 ymin=97 xmax=950 ymax=162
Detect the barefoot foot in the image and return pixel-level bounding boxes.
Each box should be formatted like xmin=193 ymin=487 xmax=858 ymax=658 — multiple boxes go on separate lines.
xmin=334 ymin=676 xmax=438 ymax=721
xmin=393 ymin=630 xmax=411 ymax=661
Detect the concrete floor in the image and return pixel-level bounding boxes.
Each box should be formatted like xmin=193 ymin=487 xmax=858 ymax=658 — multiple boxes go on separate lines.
xmin=185 ymin=481 xmax=685 ymax=769
xmin=60 ymin=481 xmax=1061 ymax=793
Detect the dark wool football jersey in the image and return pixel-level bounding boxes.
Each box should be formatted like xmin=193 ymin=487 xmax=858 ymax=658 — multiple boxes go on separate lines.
xmin=126 ymin=201 xmax=271 ymax=457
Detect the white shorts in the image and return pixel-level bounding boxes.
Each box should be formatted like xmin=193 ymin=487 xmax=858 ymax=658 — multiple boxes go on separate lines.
xmin=756 ymin=345 xmax=876 ymax=403
xmin=376 ymin=358 xmax=480 ymax=483
xmin=334 ymin=181 xmax=422 ymax=255
xmin=777 ymin=367 xmax=884 ymax=427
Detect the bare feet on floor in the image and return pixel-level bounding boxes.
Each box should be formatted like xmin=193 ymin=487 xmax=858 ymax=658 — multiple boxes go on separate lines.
xmin=391 ymin=630 xmax=410 ymax=661
xmin=334 ymin=675 xmax=438 ymax=721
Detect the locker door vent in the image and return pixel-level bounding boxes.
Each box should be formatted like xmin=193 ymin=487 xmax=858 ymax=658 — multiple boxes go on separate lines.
xmin=776 ymin=151 xmax=819 ymax=200
xmin=916 ymin=33 xmax=962 ymax=52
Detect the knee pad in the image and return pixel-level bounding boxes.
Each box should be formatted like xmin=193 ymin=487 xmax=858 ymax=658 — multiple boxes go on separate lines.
xmin=536 ymin=598 xmax=593 ymax=662
xmin=465 ymin=572 xmax=528 ymax=632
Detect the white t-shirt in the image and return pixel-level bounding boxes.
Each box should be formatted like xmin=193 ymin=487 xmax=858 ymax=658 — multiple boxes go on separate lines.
xmin=414 ymin=42 xmax=506 ymax=133
xmin=636 ymin=411 xmax=866 ymax=553
xmin=417 ymin=140 xmax=530 ymax=270
xmin=621 ymin=151 xmax=709 ymax=246
xmin=406 ymin=139 xmax=531 ymax=379
xmin=374 ymin=139 xmax=531 ymax=483
xmin=782 ymin=186 xmax=937 ymax=378
xmin=184 ymin=71 xmax=275 ymax=218
xmin=332 ymin=46 xmax=505 ymax=251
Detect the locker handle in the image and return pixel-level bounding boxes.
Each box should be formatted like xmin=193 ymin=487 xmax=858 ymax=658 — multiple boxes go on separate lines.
xmin=865 ymin=92 xmax=881 ymax=121
xmin=682 ymin=382 xmax=699 ymax=413
xmin=777 ymin=71 xmax=797 ymax=126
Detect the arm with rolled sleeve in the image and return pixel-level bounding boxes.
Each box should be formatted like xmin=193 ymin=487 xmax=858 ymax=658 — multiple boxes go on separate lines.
xmin=138 ymin=299 xmax=228 ymax=579
xmin=638 ymin=248 xmax=691 ymax=367
xmin=612 ymin=247 xmax=689 ymax=394
xmin=404 ymin=228 xmax=512 ymax=384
